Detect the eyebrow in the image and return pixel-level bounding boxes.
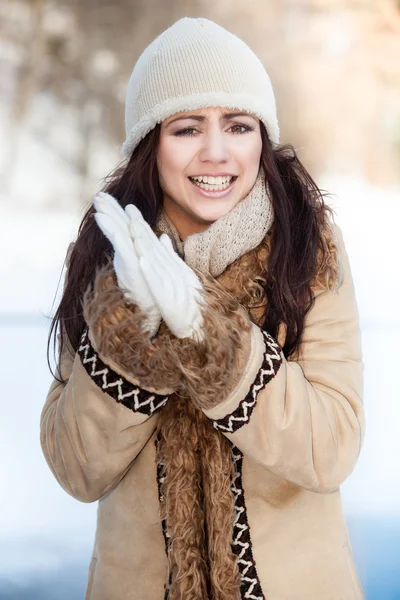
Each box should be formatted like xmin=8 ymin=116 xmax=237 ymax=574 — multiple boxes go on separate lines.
xmin=165 ymin=112 xmax=258 ymax=127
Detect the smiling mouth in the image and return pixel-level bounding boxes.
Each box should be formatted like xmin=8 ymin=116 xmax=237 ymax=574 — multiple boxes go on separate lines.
xmin=189 ymin=176 xmax=237 ymax=191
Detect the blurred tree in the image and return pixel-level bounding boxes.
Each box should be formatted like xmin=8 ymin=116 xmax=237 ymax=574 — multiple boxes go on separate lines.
xmin=0 ymin=0 xmax=399 ymax=209
xmin=1 ymin=0 xmax=46 ymax=191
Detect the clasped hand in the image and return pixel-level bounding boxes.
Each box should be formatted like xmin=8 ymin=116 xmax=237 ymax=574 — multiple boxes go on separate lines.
xmin=93 ymin=192 xmax=206 ymax=342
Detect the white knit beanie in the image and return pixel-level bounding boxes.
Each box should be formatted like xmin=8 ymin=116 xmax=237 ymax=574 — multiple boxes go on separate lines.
xmin=122 ymin=17 xmax=280 ymax=158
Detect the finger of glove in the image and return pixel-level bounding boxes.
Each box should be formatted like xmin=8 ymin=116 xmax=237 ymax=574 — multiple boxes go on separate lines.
xmin=95 ymin=192 xmax=130 ymax=226
xmin=135 ymin=232 xmax=192 ymax=320
xmin=131 ymin=221 xmax=202 ymax=328
xmin=159 ymin=233 xmax=175 ymax=252
xmin=95 ymin=213 xmax=151 ymax=303
xmin=125 ymin=207 xmax=192 ymax=286
xmin=135 ymin=227 xmax=198 ymax=305
xmin=94 ymin=210 xmax=127 ymax=246
xmin=113 ymin=251 xmax=138 ymax=294
xmin=125 ymin=203 xmax=148 ymax=223
xmin=114 ymin=252 xmax=158 ymax=312
xmin=132 ymin=220 xmax=172 ymax=274
xmin=94 ymin=192 xmax=130 ymax=230
xmin=157 ymin=234 xmax=205 ymax=323
xmin=128 ymin=208 xmax=172 ymax=262
xmin=127 ymin=206 xmax=158 ymax=242
xmin=159 ymin=232 xmax=204 ymax=292
xmin=132 ymin=220 xmax=205 ymax=321
xmin=159 ymin=233 xmax=193 ymax=274
xmin=96 ymin=213 xmax=140 ymax=271
xmin=125 ymin=203 xmax=148 ymax=225
xmin=138 ymin=256 xmax=178 ymax=313
xmin=159 ymin=233 xmax=185 ymax=265
xmin=139 ymin=254 xmax=194 ymax=327
xmin=94 ymin=210 xmax=157 ymax=314
xmin=183 ymin=290 xmax=205 ymax=328
xmin=159 ymin=233 xmax=194 ymax=274
xmin=94 ymin=213 xmax=118 ymax=245
xmin=129 ymin=217 xmax=190 ymax=293
xmin=112 ymin=242 xmax=152 ymax=298
xmin=94 ymin=193 xmax=129 ymax=232
xmin=113 ymin=252 xmax=138 ymax=291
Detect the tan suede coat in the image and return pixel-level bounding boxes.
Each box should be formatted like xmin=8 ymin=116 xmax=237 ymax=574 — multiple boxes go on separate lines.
xmin=40 ymin=223 xmax=365 ymax=600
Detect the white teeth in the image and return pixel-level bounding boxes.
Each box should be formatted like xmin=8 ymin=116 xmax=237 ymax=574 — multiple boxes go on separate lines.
xmin=191 ymin=178 xmax=234 ymax=192
xmin=191 ymin=175 xmax=233 ymax=184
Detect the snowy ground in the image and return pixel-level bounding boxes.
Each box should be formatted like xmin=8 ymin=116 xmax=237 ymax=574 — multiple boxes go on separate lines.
xmin=0 ymin=175 xmax=399 ymax=598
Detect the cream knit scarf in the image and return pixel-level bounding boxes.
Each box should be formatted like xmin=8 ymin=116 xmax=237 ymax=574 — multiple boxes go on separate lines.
xmin=155 ymin=165 xmax=274 ymax=276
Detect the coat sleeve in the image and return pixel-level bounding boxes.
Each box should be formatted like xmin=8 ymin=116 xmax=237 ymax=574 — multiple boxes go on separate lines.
xmin=40 ymin=245 xmax=180 ymax=503
xmin=175 ymin=224 xmax=365 ymax=493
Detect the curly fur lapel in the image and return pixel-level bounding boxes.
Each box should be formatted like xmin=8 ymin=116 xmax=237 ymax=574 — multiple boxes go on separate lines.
xmin=216 ymin=217 xmax=343 ymax=328
xmin=156 ymin=219 xmax=343 ymax=600
xmin=83 ymin=217 xmax=343 ymax=600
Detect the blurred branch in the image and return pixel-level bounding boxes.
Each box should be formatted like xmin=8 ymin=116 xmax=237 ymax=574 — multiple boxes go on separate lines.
xmin=1 ymin=0 xmax=46 ymax=193
xmin=1 ymin=0 xmax=399 ymax=201
xmin=12 ymin=0 xmax=45 ymax=121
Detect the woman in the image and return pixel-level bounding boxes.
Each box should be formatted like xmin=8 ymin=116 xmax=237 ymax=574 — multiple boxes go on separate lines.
xmin=40 ymin=16 xmax=365 ymax=600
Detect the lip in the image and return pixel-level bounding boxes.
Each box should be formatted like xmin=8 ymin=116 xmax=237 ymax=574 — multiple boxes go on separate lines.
xmin=188 ymin=175 xmax=238 ymax=198
xmin=189 ymin=173 xmax=237 ymax=177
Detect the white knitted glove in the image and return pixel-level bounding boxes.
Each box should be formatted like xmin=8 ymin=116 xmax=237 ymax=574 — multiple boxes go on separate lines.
xmin=93 ymin=192 xmax=162 ymax=338
xmin=126 ymin=204 xmax=206 ymax=343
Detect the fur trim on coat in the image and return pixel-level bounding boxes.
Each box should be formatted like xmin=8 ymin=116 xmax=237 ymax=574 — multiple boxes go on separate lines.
xmin=78 ymin=217 xmax=346 ymax=600
xmin=82 ymin=217 xmax=343 ymax=408
xmin=82 ymin=265 xmax=254 ymax=411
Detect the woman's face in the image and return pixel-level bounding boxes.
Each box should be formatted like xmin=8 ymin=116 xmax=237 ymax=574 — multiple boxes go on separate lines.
xmin=157 ymin=106 xmax=262 ymax=240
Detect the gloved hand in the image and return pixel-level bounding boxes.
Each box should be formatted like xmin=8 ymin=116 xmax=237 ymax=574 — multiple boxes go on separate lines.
xmin=93 ymin=192 xmax=162 ymax=338
xmin=126 ymin=204 xmax=206 ymax=343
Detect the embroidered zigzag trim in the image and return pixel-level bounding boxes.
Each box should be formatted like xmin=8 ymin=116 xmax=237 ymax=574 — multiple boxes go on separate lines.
xmin=154 ymin=438 xmax=265 ymax=598
xmin=231 ymin=445 xmax=265 ymax=600
xmin=155 ymin=433 xmax=170 ymax=554
xmin=78 ymin=327 xmax=169 ymax=415
xmin=155 ymin=433 xmax=171 ymax=600
xmin=213 ymin=330 xmax=283 ymax=434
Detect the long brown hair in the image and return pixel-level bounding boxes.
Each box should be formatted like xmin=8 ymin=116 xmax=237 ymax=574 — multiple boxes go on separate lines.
xmin=47 ymin=122 xmax=335 ymax=381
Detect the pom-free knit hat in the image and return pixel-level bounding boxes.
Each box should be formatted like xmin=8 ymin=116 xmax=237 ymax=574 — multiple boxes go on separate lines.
xmin=122 ymin=17 xmax=280 ymax=158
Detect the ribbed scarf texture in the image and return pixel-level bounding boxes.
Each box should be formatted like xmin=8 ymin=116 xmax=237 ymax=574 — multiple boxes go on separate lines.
xmin=154 ymin=168 xmax=274 ymax=600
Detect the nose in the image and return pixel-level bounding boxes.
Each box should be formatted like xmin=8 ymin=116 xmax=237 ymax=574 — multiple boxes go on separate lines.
xmin=198 ymin=128 xmax=230 ymax=164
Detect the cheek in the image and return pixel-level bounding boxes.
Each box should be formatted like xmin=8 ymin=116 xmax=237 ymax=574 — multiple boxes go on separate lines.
xmin=232 ymin=134 xmax=262 ymax=170
xmin=246 ymin=134 xmax=263 ymax=162
xmin=157 ymin=137 xmax=190 ymax=182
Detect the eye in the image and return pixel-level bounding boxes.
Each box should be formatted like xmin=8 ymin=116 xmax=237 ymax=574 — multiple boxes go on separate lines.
xmin=174 ymin=127 xmax=197 ymax=137
xmin=173 ymin=124 xmax=255 ymax=137
xmin=230 ymin=124 xmax=254 ymax=134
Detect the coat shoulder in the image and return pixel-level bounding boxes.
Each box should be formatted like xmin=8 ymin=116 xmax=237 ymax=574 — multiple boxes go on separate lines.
xmin=311 ymin=218 xmax=345 ymax=293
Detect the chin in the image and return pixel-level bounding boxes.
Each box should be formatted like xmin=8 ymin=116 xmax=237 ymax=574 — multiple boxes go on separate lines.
xmin=191 ymin=201 xmax=237 ymax=224
xmin=191 ymin=209 xmax=228 ymax=224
